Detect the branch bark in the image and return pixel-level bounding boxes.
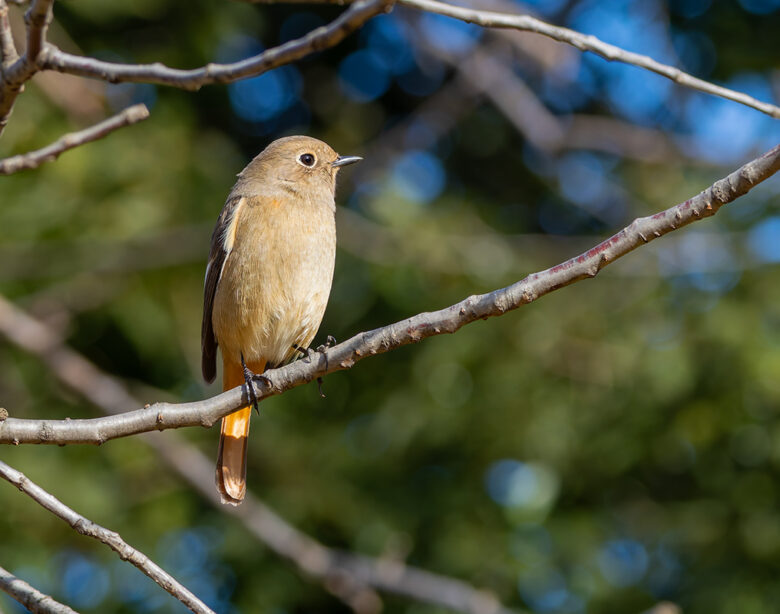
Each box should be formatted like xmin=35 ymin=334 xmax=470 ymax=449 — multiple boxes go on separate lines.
xmin=1 ymin=142 xmax=778 ymax=445
xmin=398 ymin=0 xmax=780 ymax=120
xmin=0 ymin=103 xmax=149 ymax=174
xmin=0 ymin=296 xmax=523 ymax=614
xmin=37 ymin=0 xmax=393 ymax=89
xmin=0 ymin=566 xmax=79 ymax=614
xmin=22 ymin=0 xmax=52 ymax=63
xmin=0 ymin=0 xmax=54 ymax=134
xmin=0 ymin=460 xmax=216 ymax=614
xmin=0 ymin=0 xmax=19 ymax=70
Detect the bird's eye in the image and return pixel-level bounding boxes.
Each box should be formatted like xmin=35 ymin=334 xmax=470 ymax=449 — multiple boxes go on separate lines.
xmin=299 ymin=153 xmax=316 ymax=167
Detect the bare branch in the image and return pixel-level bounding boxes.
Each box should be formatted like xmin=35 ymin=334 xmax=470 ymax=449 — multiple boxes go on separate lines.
xmin=0 ymin=299 xmax=522 ymax=613
xmin=0 ymin=566 xmax=79 ymax=614
xmin=153 ymin=436 xmax=520 ymax=614
xmin=0 ymin=0 xmax=53 ymax=135
xmin=0 ymin=460 xmax=216 ymax=614
xmin=398 ymin=0 xmax=780 ymax=120
xmin=22 ymin=0 xmax=51 ymax=62
xmin=0 ymin=0 xmax=19 ymax=69
xmin=38 ymin=0 xmax=393 ymax=90
xmin=0 ymin=103 xmax=149 ymax=174
xmin=1 ymin=143 xmax=778 ymax=445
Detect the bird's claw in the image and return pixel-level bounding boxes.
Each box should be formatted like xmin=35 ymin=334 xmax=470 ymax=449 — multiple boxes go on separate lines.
xmin=316 ymin=335 xmax=336 ymax=353
xmin=241 ymin=353 xmax=270 ymax=415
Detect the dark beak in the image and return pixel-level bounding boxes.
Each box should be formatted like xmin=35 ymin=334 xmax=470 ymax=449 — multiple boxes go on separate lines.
xmin=331 ymin=155 xmax=363 ymax=168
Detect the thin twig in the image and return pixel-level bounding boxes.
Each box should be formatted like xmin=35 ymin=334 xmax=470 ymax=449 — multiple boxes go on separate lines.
xmin=0 ymin=460 xmax=216 ymax=614
xmin=399 ymin=0 xmax=780 ymax=120
xmin=0 ymin=103 xmax=149 ymax=174
xmin=1 ymin=143 xmax=778 ymax=445
xmin=0 ymin=300 xmax=521 ymax=614
xmin=0 ymin=566 xmax=79 ymax=614
xmin=38 ymin=0 xmax=393 ymax=90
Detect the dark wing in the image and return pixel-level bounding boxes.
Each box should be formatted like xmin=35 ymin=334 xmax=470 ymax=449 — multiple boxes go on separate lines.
xmin=201 ymin=195 xmax=244 ymax=383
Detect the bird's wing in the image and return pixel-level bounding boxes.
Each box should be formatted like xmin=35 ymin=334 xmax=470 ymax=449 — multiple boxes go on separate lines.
xmin=201 ymin=195 xmax=246 ymax=383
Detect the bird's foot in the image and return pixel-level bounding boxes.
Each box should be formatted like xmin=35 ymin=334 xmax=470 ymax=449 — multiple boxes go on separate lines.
xmin=293 ymin=343 xmax=316 ymax=362
xmin=316 ymin=335 xmax=337 ymax=353
xmin=241 ymin=353 xmax=270 ymax=415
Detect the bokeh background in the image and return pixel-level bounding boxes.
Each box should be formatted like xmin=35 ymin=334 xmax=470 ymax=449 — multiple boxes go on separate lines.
xmin=1 ymin=0 xmax=780 ymax=612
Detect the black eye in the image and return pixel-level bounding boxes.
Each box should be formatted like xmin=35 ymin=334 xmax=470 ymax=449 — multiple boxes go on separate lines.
xmin=299 ymin=153 xmax=316 ymax=167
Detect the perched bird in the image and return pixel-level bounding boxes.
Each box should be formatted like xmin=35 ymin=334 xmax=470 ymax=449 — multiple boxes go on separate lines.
xmin=201 ymin=136 xmax=361 ymax=505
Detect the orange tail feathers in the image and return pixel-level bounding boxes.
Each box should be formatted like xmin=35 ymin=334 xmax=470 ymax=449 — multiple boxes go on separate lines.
xmin=216 ymin=357 xmax=266 ymax=505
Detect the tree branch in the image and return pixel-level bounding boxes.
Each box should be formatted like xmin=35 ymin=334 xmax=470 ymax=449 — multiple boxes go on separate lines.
xmin=0 ymin=103 xmax=149 ymax=174
xmin=0 ymin=460 xmax=216 ymax=614
xmin=1 ymin=142 xmax=778 ymax=445
xmin=398 ymin=0 xmax=780 ymax=120
xmin=0 ymin=0 xmax=19 ymax=70
xmin=154 ymin=435 xmax=520 ymax=614
xmin=22 ymin=0 xmax=51 ymax=63
xmin=0 ymin=297 xmax=522 ymax=614
xmin=37 ymin=0 xmax=393 ymax=89
xmin=0 ymin=0 xmax=53 ymax=134
xmin=0 ymin=566 xmax=79 ymax=614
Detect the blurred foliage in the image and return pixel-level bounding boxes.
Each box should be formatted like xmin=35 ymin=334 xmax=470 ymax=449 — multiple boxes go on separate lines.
xmin=1 ymin=0 xmax=780 ymax=613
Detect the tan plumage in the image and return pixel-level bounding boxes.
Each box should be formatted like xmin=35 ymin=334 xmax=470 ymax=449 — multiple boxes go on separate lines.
xmin=201 ymin=136 xmax=360 ymax=505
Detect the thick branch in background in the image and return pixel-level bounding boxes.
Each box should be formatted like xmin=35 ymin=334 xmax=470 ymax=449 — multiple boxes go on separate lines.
xmin=0 ymin=566 xmax=79 ymax=614
xmin=0 ymin=103 xmax=149 ymax=174
xmin=398 ymin=0 xmax=780 ymax=120
xmin=1 ymin=142 xmax=778 ymax=445
xmin=0 ymin=295 xmax=523 ymax=614
xmin=0 ymin=460 xmax=216 ymax=614
xmin=38 ymin=0 xmax=393 ymax=89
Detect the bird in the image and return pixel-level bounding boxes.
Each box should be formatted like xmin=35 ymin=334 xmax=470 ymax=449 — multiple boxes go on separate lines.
xmin=201 ymin=135 xmax=361 ymax=505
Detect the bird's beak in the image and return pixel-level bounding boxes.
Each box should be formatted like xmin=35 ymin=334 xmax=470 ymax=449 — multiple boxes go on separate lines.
xmin=331 ymin=155 xmax=363 ymax=168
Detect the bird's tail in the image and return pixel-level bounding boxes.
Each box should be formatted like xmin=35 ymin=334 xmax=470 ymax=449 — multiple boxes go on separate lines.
xmin=216 ymin=357 xmax=265 ymax=505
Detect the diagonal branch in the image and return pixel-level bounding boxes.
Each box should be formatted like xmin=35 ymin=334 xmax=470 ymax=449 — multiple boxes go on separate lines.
xmin=1 ymin=143 xmax=778 ymax=445
xmin=398 ymin=0 xmax=780 ymax=120
xmin=0 ymin=460 xmax=216 ymax=614
xmin=0 ymin=299 xmax=522 ymax=614
xmin=0 ymin=103 xmax=149 ymax=174
xmin=38 ymin=0 xmax=393 ymax=90
xmin=154 ymin=436 xmax=521 ymax=614
xmin=0 ymin=566 xmax=79 ymax=614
